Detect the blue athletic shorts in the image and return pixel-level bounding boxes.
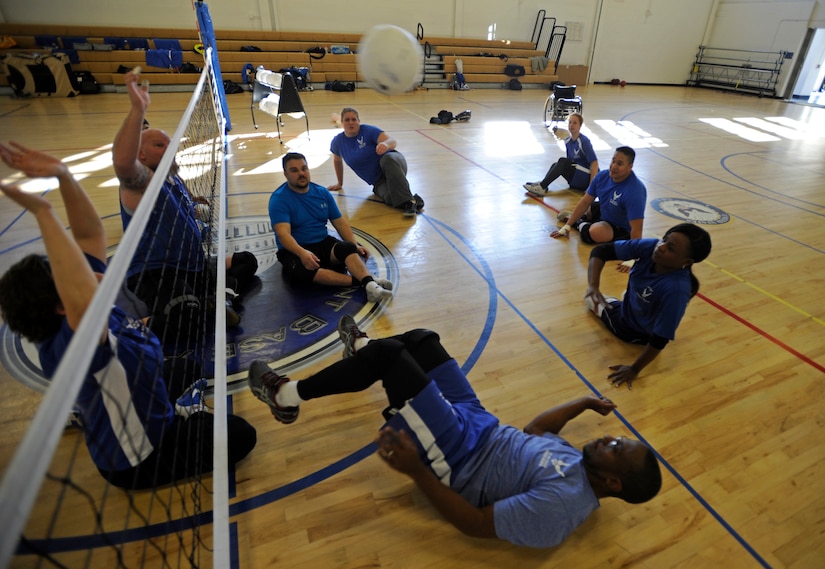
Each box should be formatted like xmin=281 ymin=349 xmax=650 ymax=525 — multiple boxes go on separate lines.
xmin=386 ymin=358 xmax=499 ymax=485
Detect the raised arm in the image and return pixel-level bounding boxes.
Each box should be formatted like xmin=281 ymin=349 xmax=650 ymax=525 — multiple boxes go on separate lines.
xmin=112 ymin=69 xmax=153 ymax=196
xmin=523 ymin=395 xmax=616 ymax=436
xmin=1 ymin=142 xmax=106 ymax=261
xmin=0 ymin=146 xmax=101 ymax=333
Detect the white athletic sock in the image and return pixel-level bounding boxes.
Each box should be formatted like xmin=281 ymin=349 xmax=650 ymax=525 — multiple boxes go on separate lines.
xmin=353 ymin=337 xmax=370 ymax=353
xmin=275 ymin=381 xmax=303 ymax=408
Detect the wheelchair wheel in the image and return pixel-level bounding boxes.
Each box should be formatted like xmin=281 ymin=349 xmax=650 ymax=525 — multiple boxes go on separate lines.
xmin=543 ymin=95 xmax=553 ymax=126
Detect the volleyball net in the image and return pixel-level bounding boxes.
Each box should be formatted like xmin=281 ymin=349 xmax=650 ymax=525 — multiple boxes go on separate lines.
xmin=0 ymin=5 xmax=237 ymax=567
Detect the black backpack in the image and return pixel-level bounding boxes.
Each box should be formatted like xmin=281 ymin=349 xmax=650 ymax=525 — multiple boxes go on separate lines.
xmin=75 ymin=71 xmax=100 ymax=94
xmin=223 ymin=80 xmax=244 ymax=94
xmin=508 ymin=78 xmax=523 ymax=91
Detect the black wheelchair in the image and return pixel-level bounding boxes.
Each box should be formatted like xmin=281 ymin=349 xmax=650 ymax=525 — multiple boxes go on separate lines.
xmin=543 ymin=84 xmax=583 ymax=132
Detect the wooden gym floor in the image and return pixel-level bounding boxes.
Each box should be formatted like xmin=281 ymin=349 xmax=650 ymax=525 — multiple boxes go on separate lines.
xmin=0 ymin=82 xmax=823 ymax=568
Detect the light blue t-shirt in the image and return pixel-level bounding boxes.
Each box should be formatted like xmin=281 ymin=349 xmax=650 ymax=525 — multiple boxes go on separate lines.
xmin=586 ymin=170 xmax=647 ymax=232
xmin=330 ymin=124 xmax=386 ymax=185
xmin=452 ymin=425 xmax=599 ymax=548
xmin=268 ymin=181 xmax=342 ymax=248
xmin=386 ymin=358 xmax=600 ymax=549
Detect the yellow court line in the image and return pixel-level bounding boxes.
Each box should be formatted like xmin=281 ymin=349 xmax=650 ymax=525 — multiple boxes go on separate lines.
xmin=704 ymin=259 xmax=825 ymax=327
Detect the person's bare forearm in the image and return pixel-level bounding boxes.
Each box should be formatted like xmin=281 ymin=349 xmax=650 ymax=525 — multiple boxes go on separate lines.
xmin=407 ymin=463 xmax=496 ymax=538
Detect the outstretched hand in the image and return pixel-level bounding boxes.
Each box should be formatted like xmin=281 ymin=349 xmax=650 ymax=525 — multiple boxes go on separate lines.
xmin=608 ymin=364 xmax=638 ymax=390
xmin=0 ymin=182 xmax=51 ymax=215
xmin=376 ymin=426 xmax=423 ymax=476
xmin=124 ymin=68 xmax=150 ymax=113
xmin=0 ymin=142 xmax=68 ymax=179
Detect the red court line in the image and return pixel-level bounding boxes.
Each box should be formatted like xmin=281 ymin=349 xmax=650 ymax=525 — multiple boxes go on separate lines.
xmin=529 ymin=196 xmax=824 ymax=374
xmin=697 ymin=292 xmax=825 ymax=375
xmin=417 ymin=131 xmax=823 ymax=375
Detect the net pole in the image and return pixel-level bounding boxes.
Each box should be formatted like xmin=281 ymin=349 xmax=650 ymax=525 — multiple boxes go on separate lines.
xmin=204 ymin=44 xmax=231 ymax=569
xmin=196 ymin=1 xmax=232 ymax=132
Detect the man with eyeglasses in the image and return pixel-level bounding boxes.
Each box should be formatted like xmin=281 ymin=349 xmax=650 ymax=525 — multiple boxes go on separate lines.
xmin=247 ymin=318 xmax=663 ymax=548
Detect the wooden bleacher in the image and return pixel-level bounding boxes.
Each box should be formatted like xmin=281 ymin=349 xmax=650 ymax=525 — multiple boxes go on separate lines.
xmin=0 ymin=24 xmax=559 ymax=90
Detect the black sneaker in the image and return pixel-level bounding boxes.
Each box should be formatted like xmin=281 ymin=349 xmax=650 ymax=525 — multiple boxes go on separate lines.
xmin=403 ymin=201 xmax=417 ymax=217
xmin=247 ymin=360 xmax=299 ymax=424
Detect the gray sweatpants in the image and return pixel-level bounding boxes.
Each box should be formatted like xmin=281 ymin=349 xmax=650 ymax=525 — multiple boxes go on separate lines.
xmin=372 ymin=151 xmax=413 ymax=208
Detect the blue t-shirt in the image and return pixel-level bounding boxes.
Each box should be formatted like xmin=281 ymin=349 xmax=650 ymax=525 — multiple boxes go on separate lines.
xmin=614 ymin=238 xmax=693 ymax=340
xmin=330 ymin=124 xmax=386 ymax=185
xmin=565 ymin=134 xmax=598 ymax=189
xmin=268 ymin=181 xmax=343 ymax=248
xmin=586 ymin=170 xmax=647 ymax=232
xmin=38 ymin=255 xmax=173 ymax=473
xmin=120 ymin=174 xmax=205 ymax=277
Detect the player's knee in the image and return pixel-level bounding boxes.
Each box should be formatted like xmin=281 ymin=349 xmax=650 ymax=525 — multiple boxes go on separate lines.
xmin=380 ymin=151 xmax=406 ymax=173
xmin=232 ymin=251 xmax=258 ymax=273
xmin=228 ymin=251 xmax=259 ymax=290
xmin=580 ymin=222 xmax=612 ymax=244
xmin=579 ymin=223 xmax=595 ymax=244
xmin=333 ymin=241 xmax=358 ymax=260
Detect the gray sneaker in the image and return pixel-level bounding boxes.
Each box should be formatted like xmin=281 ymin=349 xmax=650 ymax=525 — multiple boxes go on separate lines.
xmin=247 ymin=360 xmax=299 ymax=424
xmin=373 ymin=277 xmax=393 ymax=291
xmin=337 ymin=315 xmax=368 ymax=358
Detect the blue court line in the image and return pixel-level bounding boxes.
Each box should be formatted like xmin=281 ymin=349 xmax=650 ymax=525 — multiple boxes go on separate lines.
xmin=640 ymin=156 xmax=825 ymax=254
xmin=13 ymin=211 xmax=500 ymax=557
xmin=649 ymin=148 xmax=825 ymax=217
xmin=0 ymin=212 xmax=122 ymax=256
xmin=11 ymin=159 xmax=775 ymax=566
xmin=13 ymin=210 xmax=772 ymax=567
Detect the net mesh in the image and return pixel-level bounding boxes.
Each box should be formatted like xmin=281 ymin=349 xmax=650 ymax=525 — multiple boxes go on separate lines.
xmin=0 ymin=55 xmax=230 ymax=568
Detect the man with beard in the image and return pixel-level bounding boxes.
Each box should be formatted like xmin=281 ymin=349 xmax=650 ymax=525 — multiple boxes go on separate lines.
xmin=268 ymin=152 xmax=393 ymax=302
xmin=247 ymin=317 xmax=661 ymax=548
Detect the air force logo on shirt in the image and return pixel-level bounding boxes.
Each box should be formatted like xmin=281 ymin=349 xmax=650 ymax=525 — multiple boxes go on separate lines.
xmin=357 ymin=136 xmax=366 ymax=150
xmin=610 ymin=191 xmax=622 ymax=205
xmin=539 ymin=450 xmax=571 ymax=477
xmin=637 ymin=286 xmax=654 ymax=303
